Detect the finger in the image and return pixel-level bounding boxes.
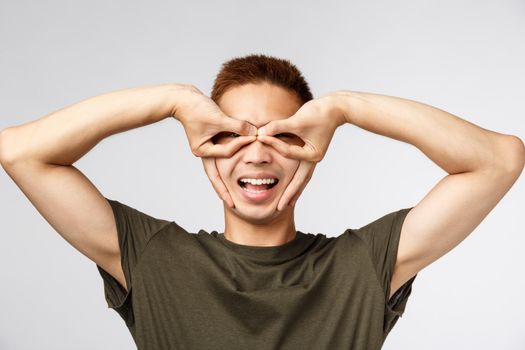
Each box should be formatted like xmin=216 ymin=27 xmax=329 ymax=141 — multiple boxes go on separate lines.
xmin=258 ymin=118 xmax=297 ymax=137
xmin=200 ymin=135 xmax=257 ymax=158
xmin=201 ymin=157 xmax=225 ymax=203
xmin=201 ymin=157 xmax=234 ymax=208
xmin=220 ymin=135 xmax=257 ymax=156
xmin=277 ymin=161 xmax=315 ymax=211
xmin=224 ymin=117 xmax=258 ymax=136
xmin=289 ymin=161 xmax=316 ymax=207
xmin=257 ymin=135 xmax=311 ymax=161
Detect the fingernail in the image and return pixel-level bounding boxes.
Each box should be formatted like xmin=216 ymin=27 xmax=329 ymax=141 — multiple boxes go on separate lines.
xmin=258 ymin=127 xmax=266 ymax=136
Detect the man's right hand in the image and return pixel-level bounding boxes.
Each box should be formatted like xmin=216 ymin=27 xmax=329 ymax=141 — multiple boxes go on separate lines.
xmin=171 ymin=84 xmax=258 ymax=208
xmin=172 ymin=84 xmax=257 ymax=158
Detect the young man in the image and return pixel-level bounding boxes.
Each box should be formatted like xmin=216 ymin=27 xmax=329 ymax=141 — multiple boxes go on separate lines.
xmin=0 ymin=54 xmax=523 ymax=350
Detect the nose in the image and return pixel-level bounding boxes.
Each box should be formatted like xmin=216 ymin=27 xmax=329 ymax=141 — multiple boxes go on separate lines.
xmin=240 ymin=138 xmax=273 ymax=164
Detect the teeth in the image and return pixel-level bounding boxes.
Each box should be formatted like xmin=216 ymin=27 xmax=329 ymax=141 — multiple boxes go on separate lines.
xmin=240 ymin=178 xmax=276 ymax=185
xmin=242 ymin=187 xmax=268 ymax=193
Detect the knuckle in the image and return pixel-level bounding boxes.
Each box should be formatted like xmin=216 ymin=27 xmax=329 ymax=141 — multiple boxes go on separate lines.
xmin=313 ymin=152 xmax=323 ymax=162
xmin=186 ymin=83 xmax=198 ymax=91
xmin=216 ymin=148 xmax=229 ymax=158
xmin=289 ymin=119 xmax=300 ymax=130
xmin=183 ymin=84 xmax=202 ymax=95
xmin=280 ymin=147 xmax=291 ymax=157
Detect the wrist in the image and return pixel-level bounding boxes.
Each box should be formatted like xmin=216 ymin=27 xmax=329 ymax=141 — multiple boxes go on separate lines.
xmin=166 ymin=83 xmax=207 ymax=123
xmin=327 ymin=90 xmax=352 ymax=126
xmin=163 ymin=83 xmax=192 ymax=122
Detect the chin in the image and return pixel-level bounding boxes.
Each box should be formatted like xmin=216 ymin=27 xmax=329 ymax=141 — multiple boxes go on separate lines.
xmin=231 ymin=202 xmax=282 ymax=224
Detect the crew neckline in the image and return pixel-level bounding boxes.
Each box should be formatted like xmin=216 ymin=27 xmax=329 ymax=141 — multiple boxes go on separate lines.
xmin=211 ymin=230 xmax=310 ymax=261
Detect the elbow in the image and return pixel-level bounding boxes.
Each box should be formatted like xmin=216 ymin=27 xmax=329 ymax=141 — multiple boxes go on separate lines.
xmin=0 ymin=127 xmax=21 ymax=167
xmin=497 ymin=135 xmax=525 ymax=176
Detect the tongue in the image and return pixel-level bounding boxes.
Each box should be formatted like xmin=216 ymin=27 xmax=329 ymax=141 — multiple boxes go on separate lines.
xmin=246 ymin=183 xmax=270 ymax=191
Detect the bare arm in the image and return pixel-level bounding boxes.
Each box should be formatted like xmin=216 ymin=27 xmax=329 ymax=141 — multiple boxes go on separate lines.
xmin=0 ymin=83 xmax=181 ymax=165
xmin=336 ymin=91 xmax=524 ymax=298
xmin=0 ymin=83 xmax=185 ymax=291
xmin=337 ymin=91 xmax=524 ymax=174
xmin=251 ymin=89 xmax=523 ymax=300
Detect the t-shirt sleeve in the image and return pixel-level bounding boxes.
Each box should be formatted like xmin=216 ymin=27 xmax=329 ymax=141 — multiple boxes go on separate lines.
xmin=96 ymin=197 xmax=172 ymax=325
xmin=353 ymin=206 xmax=417 ymax=332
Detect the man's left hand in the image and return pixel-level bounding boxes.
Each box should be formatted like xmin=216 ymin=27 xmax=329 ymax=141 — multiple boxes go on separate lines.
xmin=256 ymin=93 xmax=347 ymax=211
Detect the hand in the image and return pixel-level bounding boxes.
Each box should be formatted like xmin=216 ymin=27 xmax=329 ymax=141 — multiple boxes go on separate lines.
xmin=172 ymin=84 xmax=258 ymax=207
xmin=172 ymin=84 xmax=258 ymax=157
xmin=201 ymin=157 xmax=236 ymax=208
xmin=277 ymin=159 xmax=317 ymax=211
xmin=256 ymin=93 xmax=347 ymax=210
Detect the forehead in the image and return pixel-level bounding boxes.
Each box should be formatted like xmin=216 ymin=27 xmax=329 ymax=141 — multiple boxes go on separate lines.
xmin=218 ymin=82 xmax=301 ymax=127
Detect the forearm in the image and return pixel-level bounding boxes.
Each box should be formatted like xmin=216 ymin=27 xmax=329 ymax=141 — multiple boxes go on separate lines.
xmin=334 ymin=90 xmax=525 ymax=174
xmin=0 ymin=83 xmax=181 ymax=166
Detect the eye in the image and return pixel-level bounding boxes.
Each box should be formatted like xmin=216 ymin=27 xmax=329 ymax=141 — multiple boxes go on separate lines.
xmin=273 ymin=133 xmax=305 ymax=147
xmin=211 ymin=132 xmax=240 ymax=145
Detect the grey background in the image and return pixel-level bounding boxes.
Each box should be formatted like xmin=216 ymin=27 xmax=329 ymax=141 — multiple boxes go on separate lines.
xmin=1 ymin=0 xmax=524 ymax=349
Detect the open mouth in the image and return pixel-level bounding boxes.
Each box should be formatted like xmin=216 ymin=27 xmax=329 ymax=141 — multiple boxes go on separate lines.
xmin=237 ymin=178 xmax=279 ymax=193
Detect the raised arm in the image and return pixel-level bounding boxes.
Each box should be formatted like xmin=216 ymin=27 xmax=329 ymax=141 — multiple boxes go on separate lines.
xmin=336 ymin=91 xmax=524 ymax=298
xmin=0 ymin=84 xmax=184 ymax=290
xmin=255 ymin=90 xmax=524 ymax=299
xmin=0 ymin=83 xmax=257 ymax=291
xmin=0 ymin=84 xmax=182 ymax=166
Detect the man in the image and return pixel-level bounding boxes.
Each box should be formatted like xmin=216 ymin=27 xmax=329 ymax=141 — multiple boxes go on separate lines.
xmin=0 ymin=54 xmax=523 ymax=350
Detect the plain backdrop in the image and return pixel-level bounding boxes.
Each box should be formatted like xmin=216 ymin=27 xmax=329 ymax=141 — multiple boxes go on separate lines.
xmin=1 ymin=0 xmax=524 ymax=349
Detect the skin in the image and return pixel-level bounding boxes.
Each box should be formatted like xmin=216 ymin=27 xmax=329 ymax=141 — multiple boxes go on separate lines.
xmin=213 ymin=82 xmax=307 ymax=247
xmin=251 ymin=89 xmax=525 ymax=298
xmin=2 ymin=81 xmax=522 ymax=300
xmin=208 ymin=84 xmax=525 ymax=300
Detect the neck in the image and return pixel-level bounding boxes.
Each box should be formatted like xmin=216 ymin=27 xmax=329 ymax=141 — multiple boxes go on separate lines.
xmin=222 ymin=205 xmax=297 ymax=247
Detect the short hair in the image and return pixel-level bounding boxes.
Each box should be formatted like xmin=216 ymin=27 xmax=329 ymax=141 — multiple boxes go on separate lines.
xmin=211 ymin=53 xmax=314 ymax=105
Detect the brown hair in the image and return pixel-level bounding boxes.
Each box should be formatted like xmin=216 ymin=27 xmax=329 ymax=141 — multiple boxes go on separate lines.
xmin=211 ymin=53 xmax=313 ymax=105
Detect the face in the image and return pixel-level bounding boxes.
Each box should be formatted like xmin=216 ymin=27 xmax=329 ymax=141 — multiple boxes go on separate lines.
xmin=214 ymin=82 xmax=305 ymax=224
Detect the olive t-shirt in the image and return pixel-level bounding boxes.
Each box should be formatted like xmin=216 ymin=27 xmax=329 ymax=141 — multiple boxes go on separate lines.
xmin=96 ymin=198 xmax=417 ymax=350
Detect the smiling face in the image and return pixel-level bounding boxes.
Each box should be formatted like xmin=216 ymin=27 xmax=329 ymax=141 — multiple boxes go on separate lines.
xmin=215 ymin=81 xmax=305 ymax=224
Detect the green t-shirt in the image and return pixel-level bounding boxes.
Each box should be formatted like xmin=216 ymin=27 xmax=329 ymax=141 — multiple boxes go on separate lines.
xmin=97 ymin=198 xmax=417 ymax=350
